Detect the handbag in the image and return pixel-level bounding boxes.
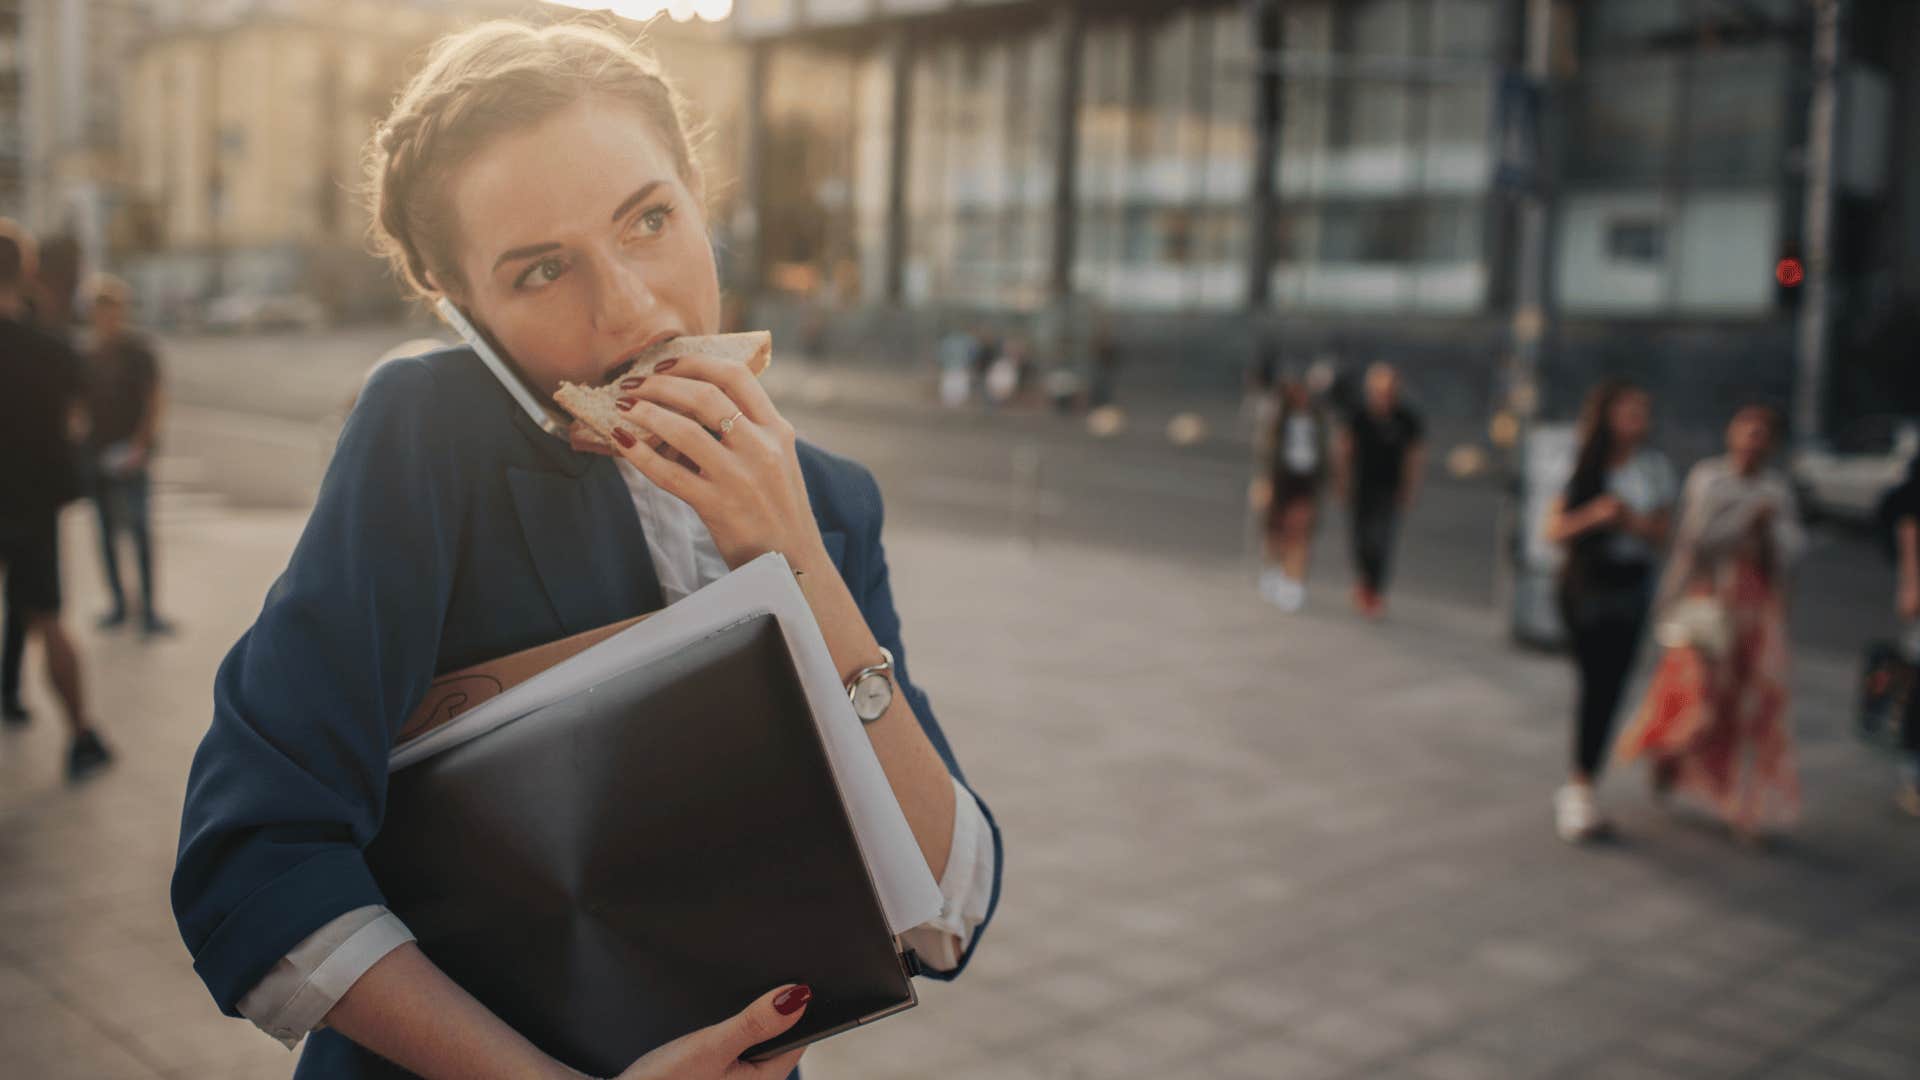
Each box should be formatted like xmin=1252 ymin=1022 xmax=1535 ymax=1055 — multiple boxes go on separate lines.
xmin=1857 ymin=629 xmax=1918 ymax=751
xmin=1655 ymin=594 xmax=1732 ymax=660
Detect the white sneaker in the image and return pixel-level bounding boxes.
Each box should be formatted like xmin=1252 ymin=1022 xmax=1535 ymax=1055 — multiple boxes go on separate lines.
xmin=1275 ymin=577 xmax=1306 ymax=613
xmin=1554 ymin=784 xmax=1604 ymax=843
xmin=1257 ymin=569 xmax=1288 ymax=606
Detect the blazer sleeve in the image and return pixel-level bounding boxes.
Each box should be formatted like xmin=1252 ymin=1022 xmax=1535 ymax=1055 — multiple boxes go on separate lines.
xmin=848 ymin=466 xmax=1004 ymax=981
xmin=171 ymin=358 xmax=465 ymax=1015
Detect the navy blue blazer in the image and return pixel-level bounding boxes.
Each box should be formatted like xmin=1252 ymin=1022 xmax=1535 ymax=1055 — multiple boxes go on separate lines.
xmin=171 ymin=347 xmax=1003 ymax=1078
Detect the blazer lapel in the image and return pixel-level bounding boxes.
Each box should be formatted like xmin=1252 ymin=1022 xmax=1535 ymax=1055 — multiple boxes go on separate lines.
xmin=507 ymin=459 xmax=665 ymax=636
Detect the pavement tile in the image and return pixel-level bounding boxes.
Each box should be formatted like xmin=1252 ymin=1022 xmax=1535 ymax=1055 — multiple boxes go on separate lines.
xmin=1402 ymin=1041 xmax=1540 ymax=1080
xmin=5 ymin=497 xmax=1920 ymax=1080
xmin=1633 ymin=1024 xmax=1779 ymax=1076
xmin=1208 ymin=1035 xmax=1352 ymax=1080
xmin=1799 ymin=1037 xmax=1920 ymax=1080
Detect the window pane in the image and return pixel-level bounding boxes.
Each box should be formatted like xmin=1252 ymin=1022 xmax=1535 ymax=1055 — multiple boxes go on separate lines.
xmin=1320 ymin=203 xmax=1415 ymax=263
xmin=1586 ymin=0 xmax=1698 ymax=48
xmin=1566 ymin=56 xmax=1677 ymax=184
xmin=1350 ymin=0 xmax=1415 ymax=55
xmin=1682 ymin=47 xmax=1787 ymax=184
xmin=1428 ymin=0 xmax=1501 ymax=59
xmin=1417 ymin=201 xmax=1481 ymax=263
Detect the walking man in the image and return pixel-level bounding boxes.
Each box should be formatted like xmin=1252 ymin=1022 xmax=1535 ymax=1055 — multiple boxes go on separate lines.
xmin=84 ymin=274 xmax=172 ymax=635
xmin=0 ymin=221 xmax=112 ymax=777
xmin=1335 ymin=363 xmax=1426 ymax=618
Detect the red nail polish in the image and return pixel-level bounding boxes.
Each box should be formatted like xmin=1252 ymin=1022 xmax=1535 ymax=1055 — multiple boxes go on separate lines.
xmin=611 ymin=428 xmax=637 ymax=449
xmin=654 ymin=358 xmax=678 ymax=373
xmin=619 ymin=376 xmax=647 ymax=390
xmin=773 ymin=986 xmax=812 ymax=1015
xmin=615 ymin=397 xmax=638 ymax=410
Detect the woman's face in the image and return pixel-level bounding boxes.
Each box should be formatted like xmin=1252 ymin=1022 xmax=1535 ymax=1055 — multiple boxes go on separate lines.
xmin=1607 ymin=390 xmax=1650 ymax=447
xmin=446 ymin=96 xmax=720 ymax=397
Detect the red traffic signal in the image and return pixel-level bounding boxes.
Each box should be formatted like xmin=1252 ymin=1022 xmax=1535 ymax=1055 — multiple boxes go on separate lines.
xmin=1775 ymin=257 xmax=1805 ymax=288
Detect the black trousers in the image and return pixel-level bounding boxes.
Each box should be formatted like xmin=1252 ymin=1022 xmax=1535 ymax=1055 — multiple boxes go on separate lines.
xmin=1561 ymin=576 xmax=1652 ymax=778
xmin=1350 ymin=491 xmax=1401 ymax=593
xmin=94 ymin=468 xmax=155 ymax=617
xmin=0 ymin=603 xmax=22 ymax=708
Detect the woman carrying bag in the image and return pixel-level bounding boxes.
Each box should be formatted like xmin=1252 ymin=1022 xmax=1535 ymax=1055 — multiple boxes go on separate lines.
xmin=1616 ymin=405 xmax=1805 ymax=843
xmin=171 ymin=21 xmax=1002 ymax=1079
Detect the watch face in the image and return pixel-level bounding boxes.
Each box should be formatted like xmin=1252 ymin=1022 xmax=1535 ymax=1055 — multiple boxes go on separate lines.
xmin=854 ymin=674 xmax=894 ymax=722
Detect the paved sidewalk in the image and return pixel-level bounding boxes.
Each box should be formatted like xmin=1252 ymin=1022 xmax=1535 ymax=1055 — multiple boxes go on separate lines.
xmin=1 ymin=490 xmax=1916 ymax=1079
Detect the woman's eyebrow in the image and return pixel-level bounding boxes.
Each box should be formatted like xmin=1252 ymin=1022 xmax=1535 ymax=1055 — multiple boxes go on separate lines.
xmin=493 ymin=242 xmax=560 ymax=273
xmin=609 ymin=180 xmax=664 ymax=223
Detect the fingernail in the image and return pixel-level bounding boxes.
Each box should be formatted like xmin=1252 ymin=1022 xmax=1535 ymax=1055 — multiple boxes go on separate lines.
xmin=619 ymin=375 xmax=647 ymax=390
xmin=654 ymin=358 xmax=678 ymax=373
xmin=615 ymin=397 xmax=638 ymax=410
xmin=611 ymin=428 xmax=637 ymax=449
xmin=773 ymin=986 xmax=812 ymax=1015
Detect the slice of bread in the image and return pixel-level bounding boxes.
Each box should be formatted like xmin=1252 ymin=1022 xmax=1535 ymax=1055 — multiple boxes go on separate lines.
xmin=554 ymin=331 xmax=772 ymax=451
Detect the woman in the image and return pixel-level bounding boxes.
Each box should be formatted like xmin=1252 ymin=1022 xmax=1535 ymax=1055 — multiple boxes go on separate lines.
xmin=170 ymin=21 xmax=1002 ymax=1080
xmin=1251 ymin=377 xmax=1331 ymax=612
xmin=1544 ymin=382 xmax=1674 ymax=842
xmin=1616 ymin=405 xmax=1805 ymax=841
xmin=1880 ymin=454 xmax=1920 ymax=817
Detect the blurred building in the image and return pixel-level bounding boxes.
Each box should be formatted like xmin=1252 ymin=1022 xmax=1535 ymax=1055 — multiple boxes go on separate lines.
xmin=109 ymin=0 xmax=743 ymax=324
xmin=0 ymin=2 xmax=23 ymax=216
xmin=7 ymin=0 xmax=154 ymax=275
xmin=733 ymin=0 xmax=1920 ymax=442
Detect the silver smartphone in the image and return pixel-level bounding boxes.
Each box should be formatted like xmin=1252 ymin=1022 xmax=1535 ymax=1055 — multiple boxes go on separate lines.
xmin=434 ymin=297 xmax=571 ymax=439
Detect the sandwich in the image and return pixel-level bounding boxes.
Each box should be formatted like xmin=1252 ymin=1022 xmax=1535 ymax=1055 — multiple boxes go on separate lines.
xmin=554 ymin=331 xmax=772 ymax=454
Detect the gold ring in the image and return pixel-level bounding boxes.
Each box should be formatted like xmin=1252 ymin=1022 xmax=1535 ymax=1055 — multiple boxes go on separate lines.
xmin=719 ymin=410 xmax=744 ymax=437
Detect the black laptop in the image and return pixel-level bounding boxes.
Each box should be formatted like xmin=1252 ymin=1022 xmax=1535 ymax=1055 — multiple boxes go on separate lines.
xmin=365 ymin=613 xmax=917 ymax=1075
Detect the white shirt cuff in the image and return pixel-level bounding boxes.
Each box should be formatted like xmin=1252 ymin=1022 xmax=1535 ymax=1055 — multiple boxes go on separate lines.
xmin=236 ymin=905 xmax=416 ymax=1049
xmin=899 ymin=776 xmax=995 ymax=973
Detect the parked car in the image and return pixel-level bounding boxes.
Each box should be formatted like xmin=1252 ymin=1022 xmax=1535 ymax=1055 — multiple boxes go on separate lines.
xmin=203 ymin=292 xmax=331 ymax=333
xmin=1790 ymin=414 xmax=1920 ymax=524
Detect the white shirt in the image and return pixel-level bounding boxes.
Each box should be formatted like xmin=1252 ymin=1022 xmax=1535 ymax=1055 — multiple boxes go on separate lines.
xmin=238 ymin=458 xmax=995 ymax=1049
xmin=1602 ymin=449 xmax=1677 ymax=564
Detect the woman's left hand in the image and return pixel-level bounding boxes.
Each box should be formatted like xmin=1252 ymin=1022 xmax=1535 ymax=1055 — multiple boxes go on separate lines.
xmin=609 ymin=354 xmax=828 ymax=570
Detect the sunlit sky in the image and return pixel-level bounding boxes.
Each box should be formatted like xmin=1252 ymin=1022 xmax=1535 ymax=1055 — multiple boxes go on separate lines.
xmin=540 ymin=0 xmax=735 ymax=21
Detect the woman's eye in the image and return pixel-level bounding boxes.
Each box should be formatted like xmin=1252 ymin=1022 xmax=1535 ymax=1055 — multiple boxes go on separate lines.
xmin=636 ymin=204 xmax=674 ymax=236
xmin=517 ymin=256 xmax=567 ymax=290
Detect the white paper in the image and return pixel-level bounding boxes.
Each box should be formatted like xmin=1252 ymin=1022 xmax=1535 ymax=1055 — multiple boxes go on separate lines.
xmin=389 ymin=553 xmax=944 ymax=936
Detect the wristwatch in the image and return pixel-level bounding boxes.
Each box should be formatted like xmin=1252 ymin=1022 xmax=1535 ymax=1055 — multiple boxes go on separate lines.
xmin=846 ymin=646 xmax=895 ymax=724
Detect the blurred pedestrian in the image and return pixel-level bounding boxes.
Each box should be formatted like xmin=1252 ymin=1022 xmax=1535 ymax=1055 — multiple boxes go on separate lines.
xmin=2 ymin=234 xmax=82 ymax=722
xmin=936 ymin=325 xmax=975 ymax=409
xmin=1250 ymin=377 xmax=1332 ymax=612
xmin=1334 ymin=363 xmax=1425 ymax=618
xmin=83 ymin=274 xmax=173 ymax=635
xmin=1616 ymin=405 xmax=1803 ymax=842
xmin=0 ymin=220 xmax=111 ymax=777
xmin=1544 ymin=381 xmax=1674 ymax=842
xmin=1883 ymin=455 xmax=1920 ymax=817
xmin=1088 ymin=319 xmax=1119 ymax=409
xmin=985 ymin=336 xmax=1028 ymax=410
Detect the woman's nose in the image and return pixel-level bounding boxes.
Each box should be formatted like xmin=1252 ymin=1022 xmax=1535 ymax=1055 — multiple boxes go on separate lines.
xmin=591 ymin=254 xmax=660 ymax=338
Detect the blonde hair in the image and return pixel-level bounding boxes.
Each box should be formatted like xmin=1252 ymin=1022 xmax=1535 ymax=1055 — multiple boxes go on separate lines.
xmin=363 ymin=19 xmax=703 ymax=301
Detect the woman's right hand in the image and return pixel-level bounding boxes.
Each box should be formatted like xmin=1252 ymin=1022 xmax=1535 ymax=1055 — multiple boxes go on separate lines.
xmin=608 ymin=985 xmax=812 ymax=1080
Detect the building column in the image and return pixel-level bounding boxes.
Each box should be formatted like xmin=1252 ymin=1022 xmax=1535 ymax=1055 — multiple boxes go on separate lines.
xmin=737 ymin=39 xmax=771 ymax=300
xmin=1245 ymin=0 xmax=1282 ymax=310
xmin=1048 ymin=2 xmax=1084 ymax=304
xmin=883 ymin=27 xmax=912 ymax=305
xmin=1794 ymin=0 xmax=1845 ymax=442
